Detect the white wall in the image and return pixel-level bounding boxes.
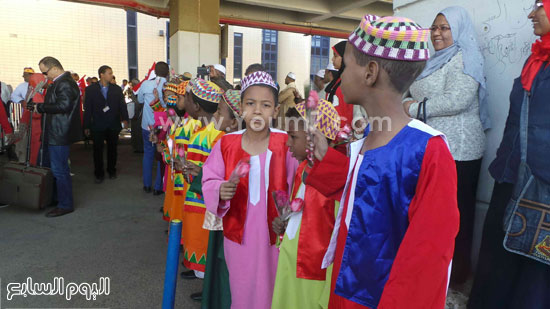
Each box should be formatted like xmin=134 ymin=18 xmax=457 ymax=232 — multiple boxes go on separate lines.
xmin=394 ymin=0 xmax=536 ymax=266
xmin=277 ymin=32 xmax=312 ymax=95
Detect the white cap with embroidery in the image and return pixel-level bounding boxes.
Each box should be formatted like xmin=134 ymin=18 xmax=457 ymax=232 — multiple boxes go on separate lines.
xmin=316 ymin=70 xmax=325 ymax=78
xmin=213 ymin=64 xmax=226 ymax=75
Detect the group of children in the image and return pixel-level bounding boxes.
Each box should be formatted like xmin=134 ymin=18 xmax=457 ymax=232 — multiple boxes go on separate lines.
xmin=149 ymin=14 xmax=459 ymax=309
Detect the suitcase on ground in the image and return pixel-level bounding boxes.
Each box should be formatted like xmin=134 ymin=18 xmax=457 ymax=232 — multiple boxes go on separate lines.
xmin=0 ymin=99 xmax=53 ymax=209
xmin=0 ymin=162 xmax=53 ymax=209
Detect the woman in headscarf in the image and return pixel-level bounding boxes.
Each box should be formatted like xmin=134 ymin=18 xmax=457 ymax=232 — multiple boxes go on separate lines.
xmin=325 ymin=40 xmax=355 ymax=129
xmin=17 ymin=73 xmax=47 ymax=165
xmin=468 ymin=1 xmax=550 ymax=308
xmin=403 ymin=6 xmax=488 ymax=286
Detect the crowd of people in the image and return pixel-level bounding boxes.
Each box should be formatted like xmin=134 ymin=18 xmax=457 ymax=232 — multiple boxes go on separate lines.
xmin=1 ymin=1 xmax=549 ymax=308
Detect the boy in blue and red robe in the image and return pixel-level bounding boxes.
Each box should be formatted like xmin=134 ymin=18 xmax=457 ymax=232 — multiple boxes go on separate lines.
xmin=307 ymin=16 xmax=460 ymax=309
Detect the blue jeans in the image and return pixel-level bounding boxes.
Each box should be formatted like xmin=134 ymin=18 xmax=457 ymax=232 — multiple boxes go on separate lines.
xmin=142 ymin=129 xmax=162 ymax=191
xmin=43 ymin=145 xmax=74 ymax=210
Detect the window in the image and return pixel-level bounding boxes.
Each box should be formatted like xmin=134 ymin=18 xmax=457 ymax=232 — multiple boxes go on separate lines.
xmin=126 ymin=10 xmax=138 ymax=80
xmin=166 ymin=21 xmax=170 ymax=65
xmin=310 ymin=35 xmax=330 ymax=82
xmin=262 ymin=29 xmax=278 ymax=80
xmin=233 ymin=32 xmax=243 ymax=83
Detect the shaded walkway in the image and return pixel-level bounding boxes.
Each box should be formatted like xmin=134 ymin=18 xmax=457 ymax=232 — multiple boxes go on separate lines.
xmin=0 ymin=137 xmax=201 ymax=308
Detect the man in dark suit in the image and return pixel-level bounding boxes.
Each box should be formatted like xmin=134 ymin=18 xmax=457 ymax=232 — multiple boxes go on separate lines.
xmin=28 ymin=56 xmax=83 ymax=217
xmin=84 ymin=65 xmax=128 ymax=184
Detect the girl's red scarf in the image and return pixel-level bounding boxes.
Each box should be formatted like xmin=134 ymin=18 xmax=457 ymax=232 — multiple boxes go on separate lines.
xmin=521 ymin=0 xmax=550 ymax=91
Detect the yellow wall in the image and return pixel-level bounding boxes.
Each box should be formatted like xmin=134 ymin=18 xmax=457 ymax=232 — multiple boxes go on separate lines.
xmin=225 ymin=26 xmax=263 ymax=84
xmin=0 ymin=0 xmax=167 ymax=88
xmin=137 ymin=12 xmax=169 ymax=81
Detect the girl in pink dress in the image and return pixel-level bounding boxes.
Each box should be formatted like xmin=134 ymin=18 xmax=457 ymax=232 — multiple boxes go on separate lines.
xmin=202 ymin=71 xmax=298 ymax=308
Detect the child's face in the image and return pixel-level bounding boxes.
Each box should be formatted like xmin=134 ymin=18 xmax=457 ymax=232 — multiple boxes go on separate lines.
xmin=183 ymin=92 xmax=198 ymax=119
xmin=240 ymin=86 xmax=279 ymax=132
xmin=214 ymin=101 xmax=238 ymax=133
xmin=286 ymin=121 xmax=307 ymax=162
xmin=164 ymin=90 xmax=176 ymax=98
xmin=176 ymin=94 xmax=185 ymax=112
xmin=340 ymin=43 xmax=366 ymax=106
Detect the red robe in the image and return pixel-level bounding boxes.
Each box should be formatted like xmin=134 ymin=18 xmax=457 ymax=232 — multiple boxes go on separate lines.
xmin=292 ymin=161 xmax=336 ymax=280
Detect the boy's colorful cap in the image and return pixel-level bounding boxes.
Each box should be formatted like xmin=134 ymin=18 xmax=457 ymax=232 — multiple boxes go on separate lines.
xmin=166 ymin=95 xmax=177 ymax=108
xmin=349 ymin=15 xmax=430 ymax=61
xmin=163 ymin=82 xmax=179 ymax=93
xmin=296 ymin=99 xmax=341 ymax=140
xmin=176 ymin=81 xmax=189 ymax=96
xmin=223 ymin=89 xmax=241 ymax=118
xmin=241 ymin=71 xmax=278 ymax=93
xmin=191 ymin=78 xmax=222 ymax=104
xmin=183 ymin=72 xmax=193 ymax=80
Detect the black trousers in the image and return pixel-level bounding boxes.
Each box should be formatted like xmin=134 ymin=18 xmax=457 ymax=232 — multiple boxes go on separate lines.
xmin=451 ymin=159 xmax=482 ymax=284
xmin=131 ymin=103 xmax=143 ymax=152
xmin=468 ymin=182 xmax=550 ymax=309
xmin=92 ymin=128 xmax=120 ymax=179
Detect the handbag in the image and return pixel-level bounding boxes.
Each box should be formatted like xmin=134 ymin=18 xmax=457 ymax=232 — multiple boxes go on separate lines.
xmin=415 ymin=97 xmax=428 ymax=123
xmin=503 ymin=91 xmax=550 ymax=265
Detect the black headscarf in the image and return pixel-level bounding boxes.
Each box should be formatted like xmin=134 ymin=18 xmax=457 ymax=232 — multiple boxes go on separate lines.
xmin=325 ymin=41 xmax=347 ymax=102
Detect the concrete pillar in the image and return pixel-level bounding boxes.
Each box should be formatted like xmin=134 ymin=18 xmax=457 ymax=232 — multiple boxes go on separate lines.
xmin=276 ymin=32 xmax=312 ymax=96
xmin=169 ymin=0 xmax=220 ymax=76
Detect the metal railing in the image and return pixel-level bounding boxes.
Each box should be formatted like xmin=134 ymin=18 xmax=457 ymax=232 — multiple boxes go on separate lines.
xmin=9 ymin=102 xmax=23 ymax=131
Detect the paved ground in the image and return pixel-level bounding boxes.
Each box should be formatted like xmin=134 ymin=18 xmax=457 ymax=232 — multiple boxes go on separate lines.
xmin=0 ymin=136 xmax=201 ymax=308
xmin=0 ymin=134 xmax=471 ymax=309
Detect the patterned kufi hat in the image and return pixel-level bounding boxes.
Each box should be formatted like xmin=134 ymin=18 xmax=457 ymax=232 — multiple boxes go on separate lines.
xmin=222 ymin=89 xmax=241 ymax=118
xmin=241 ymin=71 xmax=277 ymax=93
xmin=163 ymin=82 xmax=179 ymax=93
xmin=166 ymin=95 xmax=177 ymax=108
xmin=176 ymin=81 xmax=189 ymax=96
xmin=349 ymin=15 xmax=430 ymax=61
xmin=295 ymin=99 xmax=340 ymax=140
xmin=191 ymin=78 xmax=222 ymax=104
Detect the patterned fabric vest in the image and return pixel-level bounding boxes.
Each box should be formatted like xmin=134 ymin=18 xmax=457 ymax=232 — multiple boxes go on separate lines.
xmin=184 ymin=122 xmax=224 ymax=213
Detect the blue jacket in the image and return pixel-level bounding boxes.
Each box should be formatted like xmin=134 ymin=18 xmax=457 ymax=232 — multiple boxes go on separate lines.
xmin=489 ymin=63 xmax=550 ymax=184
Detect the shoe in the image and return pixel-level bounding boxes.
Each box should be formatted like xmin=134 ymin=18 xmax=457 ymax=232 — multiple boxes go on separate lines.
xmin=180 ymin=270 xmax=196 ymax=280
xmin=109 ymin=173 xmax=117 ymax=179
xmin=153 ymin=190 xmax=164 ymax=196
xmin=45 ymin=208 xmax=74 ymax=217
xmin=143 ymin=186 xmax=152 ymax=193
xmin=95 ymin=177 xmax=104 ymax=184
xmin=190 ymin=292 xmax=202 ymax=302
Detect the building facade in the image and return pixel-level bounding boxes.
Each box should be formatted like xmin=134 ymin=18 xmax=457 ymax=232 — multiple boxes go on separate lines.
xmin=224 ymin=25 xmax=344 ymax=95
xmin=0 ymin=0 xmax=168 ymax=88
xmin=1 ymin=0 xmax=348 ymax=95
